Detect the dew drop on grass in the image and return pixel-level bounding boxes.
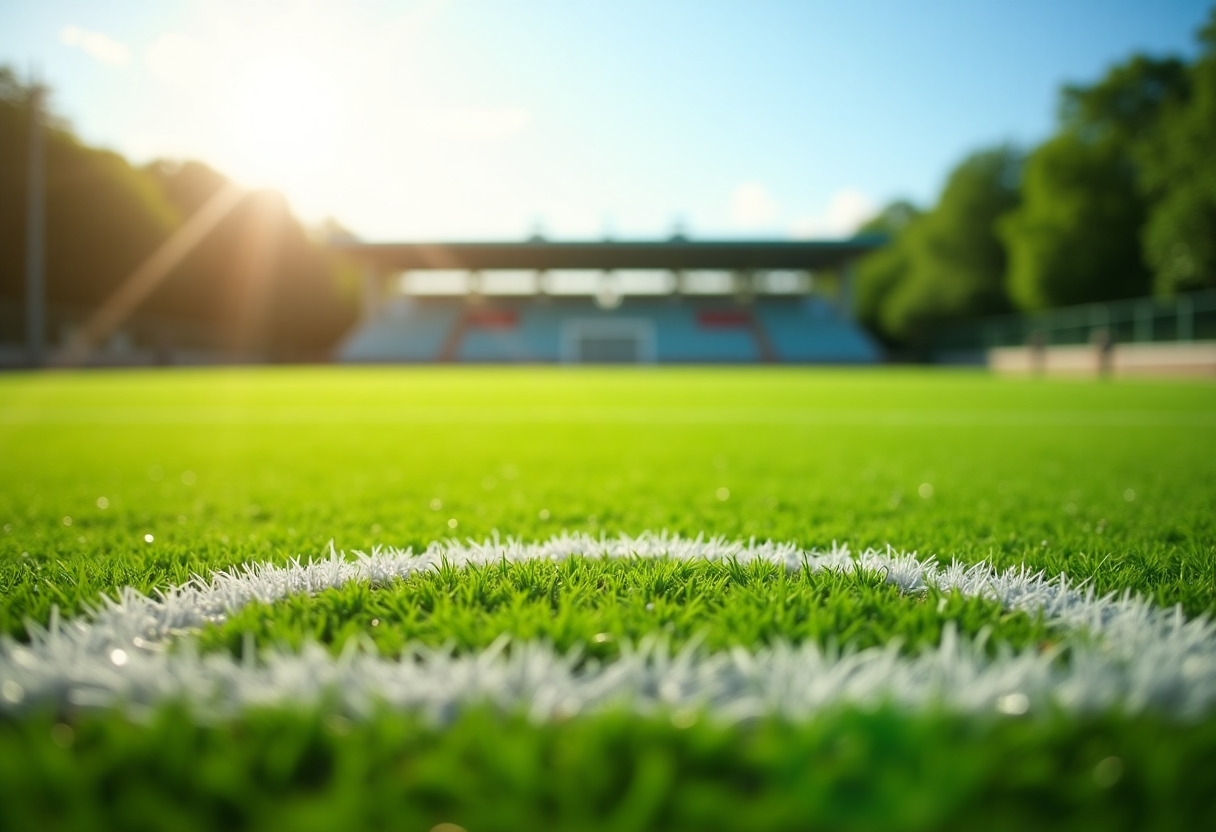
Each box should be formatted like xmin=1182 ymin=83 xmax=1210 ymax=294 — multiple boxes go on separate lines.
xmin=2 ymin=524 xmax=10 ymax=532
xmin=50 ymin=723 xmax=74 ymax=748
xmin=1124 ymin=489 xmax=1136 ymax=502
xmin=148 ymin=466 xmax=164 ymax=482
xmin=181 ymin=470 xmax=197 ymax=485
xmin=96 ymin=497 xmax=108 ymax=509
xmin=995 ymin=693 xmax=1029 ymax=715
xmin=447 ymin=518 xmax=458 ymax=529
xmin=481 ymin=476 xmax=497 ymax=490
xmin=918 ymin=483 xmax=934 ymax=499
xmin=371 ymin=619 xmax=380 ymax=627
xmin=1093 ymin=756 xmax=1124 ymax=788
xmin=1064 ymin=502 xmax=1077 ymax=515
xmin=716 ymin=487 xmax=730 ymax=501
xmin=671 ymin=709 xmax=698 ymax=729
xmin=1 ymin=680 xmax=23 ymax=704
xmin=324 ymin=714 xmax=352 ymax=736
xmin=110 ymin=649 xmax=128 ymax=666
xmin=371 ymin=524 xmax=382 ymax=534
xmin=143 ymin=534 xmax=154 ymax=543
xmin=538 ymin=509 xmax=550 ymax=520
xmin=429 ymin=499 xmax=442 ymax=511
xmin=62 ymin=516 xmax=71 ymax=526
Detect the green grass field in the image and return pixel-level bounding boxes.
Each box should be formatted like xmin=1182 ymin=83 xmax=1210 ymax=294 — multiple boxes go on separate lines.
xmin=2 ymin=367 xmax=1215 ymax=831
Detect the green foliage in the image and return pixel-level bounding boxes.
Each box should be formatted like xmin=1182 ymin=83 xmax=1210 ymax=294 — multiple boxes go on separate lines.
xmin=0 ymin=67 xmax=357 ymax=358
xmin=1001 ymin=133 xmax=1150 ymax=309
xmin=0 ymin=68 xmax=179 ymax=310
xmin=857 ymin=23 xmax=1216 ymax=333
xmin=1137 ymin=11 xmax=1216 ymax=294
xmin=1001 ymin=56 xmax=1188 ymax=310
xmin=855 ymin=202 xmax=921 ymax=342
xmin=197 ymin=557 xmax=1054 ymax=660
xmin=140 ymin=161 xmax=358 ymax=358
xmin=859 ymin=148 xmax=1021 ymax=344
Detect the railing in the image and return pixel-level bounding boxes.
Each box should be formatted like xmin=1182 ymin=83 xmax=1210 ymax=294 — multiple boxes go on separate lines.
xmin=932 ymin=290 xmax=1216 ymax=353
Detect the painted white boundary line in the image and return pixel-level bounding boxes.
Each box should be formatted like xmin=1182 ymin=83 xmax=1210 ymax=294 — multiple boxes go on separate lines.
xmin=2 ymin=533 xmax=1214 ymax=720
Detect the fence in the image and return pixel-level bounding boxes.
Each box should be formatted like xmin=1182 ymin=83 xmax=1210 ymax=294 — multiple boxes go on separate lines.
xmin=932 ymin=290 xmax=1216 ymax=355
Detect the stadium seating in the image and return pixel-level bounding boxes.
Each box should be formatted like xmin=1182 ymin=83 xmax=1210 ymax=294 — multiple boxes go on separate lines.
xmin=337 ymin=295 xmax=880 ymax=364
xmin=756 ymin=297 xmax=881 ymax=363
xmin=336 ymin=298 xmax=458 ymax=362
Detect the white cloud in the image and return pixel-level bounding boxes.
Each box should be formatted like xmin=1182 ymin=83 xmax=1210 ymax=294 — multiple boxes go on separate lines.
xmin=789 ymin=187 xmax=876 ymax=239
xmin=145 ymin=34 xmax=210 ymax=87
xmin=416 ymin=108 xmax=531 ymax=142
xmin=60 ymin=26 xmax=130 ymax=66
xmin=731 ymin=180 xmax=779 ymax=229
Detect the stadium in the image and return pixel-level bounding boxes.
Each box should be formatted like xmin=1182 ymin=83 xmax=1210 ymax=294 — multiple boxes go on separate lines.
xmin=3 ymin=3 xmax=1216 ymax=832
xmin=336 ymin=238 xmax=881 ymax=364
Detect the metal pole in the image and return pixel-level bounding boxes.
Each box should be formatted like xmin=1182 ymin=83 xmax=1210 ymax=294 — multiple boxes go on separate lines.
xmin=1178 ymin=294 xmax=1193 ymax=342
xmin=25 ymin=74 xmax=46 ymax=367
xmin=1135 ymin=300 xmax=1151 ymax=343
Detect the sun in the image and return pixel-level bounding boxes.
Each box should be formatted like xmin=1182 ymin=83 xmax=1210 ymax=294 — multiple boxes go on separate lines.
xmin=227 ymin=55 xmax=343 ymax=189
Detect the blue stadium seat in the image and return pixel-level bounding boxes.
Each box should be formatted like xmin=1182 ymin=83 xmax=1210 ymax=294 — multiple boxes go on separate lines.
xmin=755 ymin=298 xmax=881 ymax=363
xmin=337 ymin=295 xmax=880 ymax=364
xmin=336 ymin=299 xmax=458 ymax=362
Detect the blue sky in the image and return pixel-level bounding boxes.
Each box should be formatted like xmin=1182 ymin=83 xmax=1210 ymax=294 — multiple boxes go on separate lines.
xmin=1 ymin=0 xmax=1211 ymax=240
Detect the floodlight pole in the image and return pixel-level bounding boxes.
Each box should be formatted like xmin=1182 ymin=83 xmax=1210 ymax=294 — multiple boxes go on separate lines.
xmin=25 ymin=74 xmax=46 ymax=367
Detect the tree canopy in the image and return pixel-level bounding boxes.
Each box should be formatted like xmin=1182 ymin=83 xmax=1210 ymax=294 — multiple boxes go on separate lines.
xmin=857 ymin=147 xmax=1020 ymax=345
xmin=1136 ymin=13 xmax=1216 ymax=294
xmin=1000 ymin=56 xmax=1188 ymax=309
xmin=856 ymin=6 xmax=1216 ymax=346
xmin=0 ymin=67 xmax=357 ymax=359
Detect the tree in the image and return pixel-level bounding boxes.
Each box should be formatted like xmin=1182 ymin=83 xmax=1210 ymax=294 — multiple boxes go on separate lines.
xmin=141 ymin=160 xmax=359 ymax=359
xmin=1137 ymin=10 xmax=1216 ymax=293
xmin=873 ymin=147 xmax=1022 ymax=344
xmin=854 ymin=201 xmax=921 ymax=343
xmin=1 ymin=67 xmax=357 ymax=359
xmin=0 ymin=68 xmax=178 ymax=313
xmin=1000 ymin=56 xmax=1189 ymax=309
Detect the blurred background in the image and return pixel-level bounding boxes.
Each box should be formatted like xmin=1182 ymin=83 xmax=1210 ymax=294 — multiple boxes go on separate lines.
xmin=1 ymin=0 xmax=1214 ymax=369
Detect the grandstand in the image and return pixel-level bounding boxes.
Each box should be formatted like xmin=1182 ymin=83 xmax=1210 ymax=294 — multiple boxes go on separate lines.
xmin=334 ymin=238 xmax=883 ymax=364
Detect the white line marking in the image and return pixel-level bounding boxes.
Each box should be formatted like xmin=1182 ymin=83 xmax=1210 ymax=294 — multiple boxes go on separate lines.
xmin=2 ymin=533 xmax=1214 ymax=720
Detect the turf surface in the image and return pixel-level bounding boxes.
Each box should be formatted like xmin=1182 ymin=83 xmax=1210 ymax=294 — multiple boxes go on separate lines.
xmin=1 ymin=366 xmax=1215 ymax=830
xmin=196 ymin=556 xmax=1057 ymax=660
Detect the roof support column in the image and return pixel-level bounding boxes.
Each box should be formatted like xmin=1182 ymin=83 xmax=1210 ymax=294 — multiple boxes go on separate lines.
xmin=837 ymin=261 xmax=856 ymax=319
xmin=733 ymin=270 xmax=755 ymax=305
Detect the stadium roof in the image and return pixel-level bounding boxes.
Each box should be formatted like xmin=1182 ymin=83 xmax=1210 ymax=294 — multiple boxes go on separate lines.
xmin=330 ymin=236 xmax=885 ymax=271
